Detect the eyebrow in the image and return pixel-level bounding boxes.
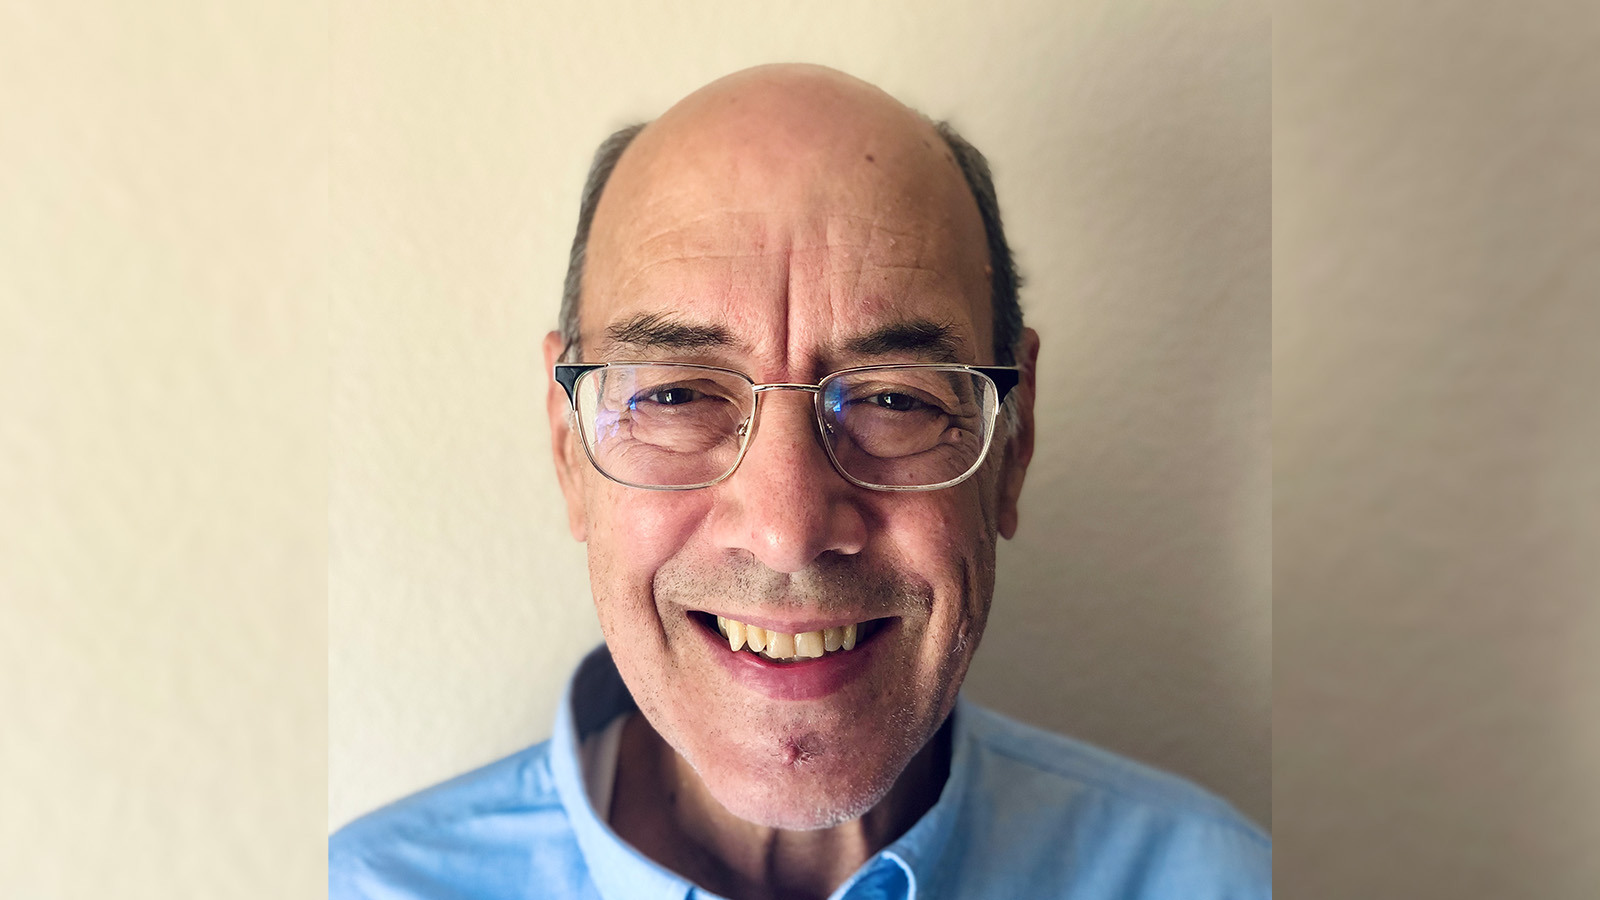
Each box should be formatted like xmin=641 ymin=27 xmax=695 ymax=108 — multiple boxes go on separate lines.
xmin=599 ymin=313 xmax=968 ymax=364
xmin=841 ymin=320 xmax=965 ymax=362
xmin=602 ymin=312 xmax=736 ymax=352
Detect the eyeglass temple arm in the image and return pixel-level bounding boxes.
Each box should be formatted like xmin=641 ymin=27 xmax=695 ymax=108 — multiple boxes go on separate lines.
xmin=553 ymin=364 xmax=605 ymax=405
xmin=975 ymin=366 xmax=1021 ymax=403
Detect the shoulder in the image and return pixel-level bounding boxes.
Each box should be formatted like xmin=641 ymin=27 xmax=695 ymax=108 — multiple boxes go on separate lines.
xmin=961 ymin=702 xmax=1266 ymax=834
xmin=329 ymin=740 xmax=589 ymax=900
xmin=953 ymin=703 xmax=1271 ymax=899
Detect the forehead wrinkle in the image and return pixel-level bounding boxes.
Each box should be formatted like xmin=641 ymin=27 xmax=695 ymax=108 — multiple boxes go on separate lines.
xmin=592 ymin=103 xmax=989 ymax=375
xmin=803 ymin=224 xmax=981 ymax=373
xmin=629 ymin=207 xmax=783 ymax=257
xmin=821 ymin=212 xmax=940 ymax=260
xmin=603 ymin=207 xmax=794 ymax=306
xmin=605 ymin=249 xmax=778 ymax=323
xmin=833 ymin=212 xmax=962 ymax=306
xmin=615 ymin=252 xmax=777 ymax=290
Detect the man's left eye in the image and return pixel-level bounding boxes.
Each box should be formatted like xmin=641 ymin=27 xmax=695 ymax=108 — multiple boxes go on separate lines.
xmin=867 ymin=392 xmax=924 ymax=412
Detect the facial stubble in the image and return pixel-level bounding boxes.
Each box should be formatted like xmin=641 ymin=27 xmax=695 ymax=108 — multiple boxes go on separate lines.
xmin=621 ymin=534 xmax=996 ymax=831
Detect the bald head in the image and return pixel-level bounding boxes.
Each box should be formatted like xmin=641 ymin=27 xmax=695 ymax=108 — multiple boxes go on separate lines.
xmin=611 ymin=64 xmax=964 ymax=211
xmin=559 ymin=65 xmax=1022 ymax=366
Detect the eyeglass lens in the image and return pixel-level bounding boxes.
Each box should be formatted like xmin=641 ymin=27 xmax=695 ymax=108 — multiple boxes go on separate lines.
xmin=572 ymin=364 xmax=999 ymax=489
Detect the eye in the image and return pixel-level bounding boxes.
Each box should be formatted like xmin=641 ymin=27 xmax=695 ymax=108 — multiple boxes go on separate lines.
xmin=866 ymin=392 xmax=926 ymax=412
xmin=639 ymin=387 xmax=701 ymax=406
xmin=630 ymin=384 xmax=707 ymax=405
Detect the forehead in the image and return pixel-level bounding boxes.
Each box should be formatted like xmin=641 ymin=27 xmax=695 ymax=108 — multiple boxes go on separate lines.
xmin=581 ymin=88 xmax=994 ymax=372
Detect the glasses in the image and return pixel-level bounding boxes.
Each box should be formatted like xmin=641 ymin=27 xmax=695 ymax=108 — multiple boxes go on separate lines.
xmin=554 ymin=362 xmax=1021 ymax=492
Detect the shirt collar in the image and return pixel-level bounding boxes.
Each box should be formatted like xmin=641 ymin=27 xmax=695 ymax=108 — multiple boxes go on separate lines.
xmin=862 ymin=696 xmax=975 ymax=900
xmin=549 ymin=646 xmax=693 ymax=900
xmin=549 ymin=644 xmax=974 ymax=900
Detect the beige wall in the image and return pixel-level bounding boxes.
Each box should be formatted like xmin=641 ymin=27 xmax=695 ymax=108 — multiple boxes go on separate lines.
xmin=1274 ymin=2 xmax=1600 ymax=896
xmin=1 ymin=2 xmax=326 ymax=897
xmin=7 ymin=1 xmax=1271 ymax=895
xmin=12 ymin=1 xmax=1600 ymax=897
xmin=329 ymin=0 xmax=1271 ymax=832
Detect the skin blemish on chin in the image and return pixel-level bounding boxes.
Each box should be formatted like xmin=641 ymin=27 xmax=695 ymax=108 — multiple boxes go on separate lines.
xmin=864 ymin=153 xmax=875 ymax=163
xmin=781 ymin=735 xmax=822 ymax=767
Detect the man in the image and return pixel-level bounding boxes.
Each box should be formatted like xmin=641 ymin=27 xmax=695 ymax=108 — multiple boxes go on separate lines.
xmin=332 ymin=64 xmax=1269 ymax=899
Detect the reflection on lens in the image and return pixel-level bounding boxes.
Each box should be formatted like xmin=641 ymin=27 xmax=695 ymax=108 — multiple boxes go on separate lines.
xmin=820 ymin=368 xmax=996 ymax=488
xmin=576 ymin=365 xmax=755 ymax=488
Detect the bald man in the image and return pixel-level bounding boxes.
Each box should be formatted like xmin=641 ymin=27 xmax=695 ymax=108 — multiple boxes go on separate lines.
xmin=331 ymin=65 xmax=1270 ymax=900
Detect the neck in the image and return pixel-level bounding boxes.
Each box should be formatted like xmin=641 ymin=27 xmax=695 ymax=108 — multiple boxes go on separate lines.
xmin=608 ymin=714 xmax=952 ymax=900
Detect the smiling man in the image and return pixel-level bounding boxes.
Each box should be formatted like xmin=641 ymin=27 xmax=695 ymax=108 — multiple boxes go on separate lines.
xmin=331 ymin=65 xmax=1270 ymax=900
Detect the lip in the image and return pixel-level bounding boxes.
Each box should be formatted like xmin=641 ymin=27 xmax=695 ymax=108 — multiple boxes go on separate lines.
xmin=691 ymin=612 xmax=895 ymax=702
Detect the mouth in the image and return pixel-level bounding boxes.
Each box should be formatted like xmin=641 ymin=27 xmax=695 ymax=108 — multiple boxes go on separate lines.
xmin=690 ymin=611 xmax=892 ymax=663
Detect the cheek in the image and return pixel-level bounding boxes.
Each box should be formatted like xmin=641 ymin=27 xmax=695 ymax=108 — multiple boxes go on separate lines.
xmin=583 ymin=483 xmax=713 ymax=613
xmin=869 ymin=491 xmax=997 ymax=722
xmin=869 ymin=488 xmax=997 ymax=652
xmin=873 ymin=485 xmax=991 ymax=571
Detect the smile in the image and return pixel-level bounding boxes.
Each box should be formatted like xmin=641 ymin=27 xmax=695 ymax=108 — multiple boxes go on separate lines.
xmin=710 ymin=614 xmax=885 ymax=661
xmin=690 ymin=611 xmax=893 ymax=700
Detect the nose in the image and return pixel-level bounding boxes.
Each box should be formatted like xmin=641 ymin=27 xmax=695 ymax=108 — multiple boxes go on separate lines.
xmin=708 ymin=390 xmax=868 ymax=573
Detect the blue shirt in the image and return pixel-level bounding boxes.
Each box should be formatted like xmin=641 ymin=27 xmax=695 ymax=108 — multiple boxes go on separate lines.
xmin=331 ymin=646 xmax=1270 ymax=899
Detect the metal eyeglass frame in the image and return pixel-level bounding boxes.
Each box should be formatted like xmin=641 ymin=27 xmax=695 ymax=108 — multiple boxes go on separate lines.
xmin=554 ymin=361 xmax=1022 ymax=492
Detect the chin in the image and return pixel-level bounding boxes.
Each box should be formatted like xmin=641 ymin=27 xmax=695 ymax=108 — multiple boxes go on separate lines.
xmin=694 ymin=760 xmax=897 ymax=831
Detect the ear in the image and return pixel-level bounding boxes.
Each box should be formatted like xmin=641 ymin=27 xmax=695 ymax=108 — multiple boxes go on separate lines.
xmin=997 ymin=327 xmax=1039 ymax=540
xmin=544 ymin=330 xmax=588 ymax=542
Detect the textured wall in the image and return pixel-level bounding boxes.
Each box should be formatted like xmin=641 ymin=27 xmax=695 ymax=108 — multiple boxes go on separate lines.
xmin=13 ymin=2 xmax=1599 ymax=896
xmin=329 ymin=0 xmax=1271 ymax=832
xmin=1 ymin=2 xmax=325 ymax=897
xmin=1274 ymin=2 xmax=1600 ymax=896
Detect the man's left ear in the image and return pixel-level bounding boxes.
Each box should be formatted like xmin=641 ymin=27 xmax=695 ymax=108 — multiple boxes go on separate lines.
xmin=998 ymin=327 xmax=1039 ymax=540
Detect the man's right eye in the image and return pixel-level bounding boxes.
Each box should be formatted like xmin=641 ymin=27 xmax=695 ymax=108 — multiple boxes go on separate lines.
xmin=635 ymin=386 xmax=701 ymax=407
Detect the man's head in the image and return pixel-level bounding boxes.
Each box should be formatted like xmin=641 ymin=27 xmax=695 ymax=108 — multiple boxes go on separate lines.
xmin=543 ymin=64 xmax=1038 ymax=830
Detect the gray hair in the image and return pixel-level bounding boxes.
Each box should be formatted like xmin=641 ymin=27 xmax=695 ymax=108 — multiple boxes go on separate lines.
xmin=558 ymin=122 xmax=647 ymax=361
xmin=558 ymin=119 xmax=1023 ymax=366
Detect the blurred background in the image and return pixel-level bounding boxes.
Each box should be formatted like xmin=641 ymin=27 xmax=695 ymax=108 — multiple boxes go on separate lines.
xmin=5 ymin=0 xmax=1597 ymax=898
xmin=325 ymin=0 xmax=1271 ymax=833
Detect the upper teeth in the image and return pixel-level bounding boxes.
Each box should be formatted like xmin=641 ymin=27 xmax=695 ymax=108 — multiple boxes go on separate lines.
xmin=716 ymin=615 xmax=859 ymax=660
